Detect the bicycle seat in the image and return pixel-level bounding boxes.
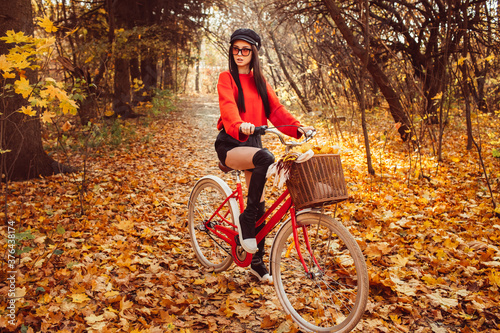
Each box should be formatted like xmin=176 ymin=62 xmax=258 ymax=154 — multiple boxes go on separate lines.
xmin=218 ymin=162 xmax=234 ymax=173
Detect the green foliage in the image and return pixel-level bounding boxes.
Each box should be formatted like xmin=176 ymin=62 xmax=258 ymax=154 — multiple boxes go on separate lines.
xmin=493 ymin=148 xmax=500 ymax=158
xmin=151 ymin=89 xmax=176 ymax=115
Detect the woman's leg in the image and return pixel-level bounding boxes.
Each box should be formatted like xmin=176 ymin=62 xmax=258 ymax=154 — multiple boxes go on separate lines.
xmin=225 ymin=147 xmax=275 ymax=254
xmin=246 ymin=169 xmax=272 ymax=283
xmin=225 ymin=146 xmax=260 ymax=170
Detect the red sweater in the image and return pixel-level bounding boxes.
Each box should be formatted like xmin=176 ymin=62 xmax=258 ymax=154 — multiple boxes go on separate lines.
xmin=217 ymin=71 xmax=302 ymax=141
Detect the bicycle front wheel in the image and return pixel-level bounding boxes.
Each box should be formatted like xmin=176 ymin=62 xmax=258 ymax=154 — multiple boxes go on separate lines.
xmin=188 ymin=176 xmax=238 ymax=272
xmin=271 ymin=212 xmax=368 ymax=333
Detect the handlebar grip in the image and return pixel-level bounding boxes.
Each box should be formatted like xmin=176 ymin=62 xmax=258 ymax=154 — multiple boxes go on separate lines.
xmin=254 ymin=125 xmax=268 ymax=135
xmin=305 ymin=129 xmax=315 ymax=138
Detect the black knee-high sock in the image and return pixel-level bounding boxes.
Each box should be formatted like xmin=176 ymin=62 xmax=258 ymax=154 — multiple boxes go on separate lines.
xmin=254 ymin=201 xmax=266 ymax=260
xmin=239 ymin=149 xmax=275 ymax=240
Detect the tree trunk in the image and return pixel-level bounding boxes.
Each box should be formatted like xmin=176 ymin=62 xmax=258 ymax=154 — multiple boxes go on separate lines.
xmin=163 ymin=55 xmax=174 ymax=90
xmin=359 ymin=0 xmax=375 ymax=175
xmin=322 ymin=0 xmax=411 ymax=141
xmin=0 ymin=0 xmax=69 ymax=181
xmin=141 ymin=50 xmax=157 ymax=101
xmin=130 ymin=56 xmax=142 ymax=104
xmin=195 ymin=39 xmax=202 ymax=93
xmin=113 ymin=57 xmax=132 ymax=116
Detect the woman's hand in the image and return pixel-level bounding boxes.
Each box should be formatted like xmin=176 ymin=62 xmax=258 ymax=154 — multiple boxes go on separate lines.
xmin=298 ymin=126 xmax=315 ymax=137
xmin=239 ymin=122 xmax=255 ymax=135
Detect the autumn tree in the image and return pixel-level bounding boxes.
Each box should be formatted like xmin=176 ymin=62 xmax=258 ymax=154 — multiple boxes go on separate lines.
xmin=0 ymin=0 xmax=69 ymax=181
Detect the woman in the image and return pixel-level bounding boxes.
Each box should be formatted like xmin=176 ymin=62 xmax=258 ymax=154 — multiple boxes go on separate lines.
xmin=215 ymin=28 xmax=314 ymax=283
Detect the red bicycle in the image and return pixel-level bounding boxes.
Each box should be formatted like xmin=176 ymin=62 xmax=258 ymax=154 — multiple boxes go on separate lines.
xmin=188 ymin=126 xmax=368 ymax=332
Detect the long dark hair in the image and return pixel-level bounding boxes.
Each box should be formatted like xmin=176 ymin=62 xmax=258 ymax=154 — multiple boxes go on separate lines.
xmin=228 ymin=43 xmax=271 ymax=118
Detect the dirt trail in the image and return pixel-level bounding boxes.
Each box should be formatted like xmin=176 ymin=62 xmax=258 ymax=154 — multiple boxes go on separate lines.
xmin=148 ymin=94 xmax=288 ymax=332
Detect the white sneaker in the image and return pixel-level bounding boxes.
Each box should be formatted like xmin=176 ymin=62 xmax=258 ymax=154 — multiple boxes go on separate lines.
xmin=236 ymin=214 xmax=258 ymax=253
xmin=240 ymin=237 xmax=258 ymax=254
xmin=250 ymin=260 xmax=273 ymax=284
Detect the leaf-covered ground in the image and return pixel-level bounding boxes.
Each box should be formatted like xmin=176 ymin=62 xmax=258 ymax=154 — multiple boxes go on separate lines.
xmin=1 ymin=94 xmax=499 ymax=333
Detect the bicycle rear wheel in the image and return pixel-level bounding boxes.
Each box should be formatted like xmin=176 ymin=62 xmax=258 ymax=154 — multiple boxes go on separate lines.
xmin=188 ymin=176 xmax=238 ymax=272
xmin=271 ymin=212 xmax=368 ymax=332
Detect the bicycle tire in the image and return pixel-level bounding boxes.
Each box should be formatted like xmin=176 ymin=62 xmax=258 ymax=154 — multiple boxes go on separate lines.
xmin=188 ymin=176 xmax=238 ymax=272
xmin=270 ymin=212 xmax=368 ymax=332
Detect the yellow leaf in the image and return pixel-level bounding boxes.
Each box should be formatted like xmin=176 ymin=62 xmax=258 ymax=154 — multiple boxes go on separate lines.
xmin=1 ymin=30 xmax=30 ymax=44
xmin=104 ymin=290 xmax=120 ymax=298
xmin=390 ymin=254 xmax=409 ymax=267
xmin=248 ymin=287 xmax=262 ymax=296
xmin=0 ymin=54 xmax=12 ymax=72
xmin=41 ymin=85 xmax=66 ymax=100
xmin=29 ymin=97 xmax=48 ymax=108
xmin=106 ymin=305 xmax=119 ymax=313
xmin=2 ymin=71 xmax=16 ymax=79
xmin=104 ymin=109 xmax=115 ymax=117
xmin=6 ymin=51 xmax=31 ymax=69
xmin=40 ymin=111 xmax=56 ymax=123
xmin=436 ymin=249 xmax=447 ymax=260
xmin=38 ymin=293 xmax=52 ymax=304
xmin=422 ymin=275 xmax=437 ymax=286
xmin=37 ymin=16 xmax=58 ymax=33
xmin=390 ymin=314 xmax=401 ymax=325
xmin=443 ymin=238 xmax=459 ymax=250
xmin=451 ymin=157 xmax=460 ymax=163
xmin=193 ymin=279 xmax=205 ymax=285
xmin=224 ymin=298 xmax=233 ymax=317
xmin=59 ymin=98 xmax=78 ymax=114
xmin=14 ymin=77 xmax=32 ymax=98
xmin=71 ymin=293 xmax=90 ymax=303
xmin=413 ymin=241 xmax=423 ymax=251
xmin=18 ymin=105 xmax=36 ymax=116
xmin=431 ymin=92 xmax=443 ymax=100
xmin=489 ymin=271 xmax=500 ymax=287
xmin=485 ymin=54 xmax=495 ymax=62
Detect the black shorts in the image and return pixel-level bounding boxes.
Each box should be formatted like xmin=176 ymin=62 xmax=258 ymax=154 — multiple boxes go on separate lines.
xmin=215 ymin=128 xmax=263 ymax=166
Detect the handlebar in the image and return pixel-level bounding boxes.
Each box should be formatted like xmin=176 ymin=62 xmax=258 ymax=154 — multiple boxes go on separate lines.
xmin=254 ymin=125 xmax=316 ymax=150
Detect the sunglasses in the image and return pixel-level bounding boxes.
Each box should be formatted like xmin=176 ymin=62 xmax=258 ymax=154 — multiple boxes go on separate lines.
xmin=232 ymin=46 xmax=252 ymax=56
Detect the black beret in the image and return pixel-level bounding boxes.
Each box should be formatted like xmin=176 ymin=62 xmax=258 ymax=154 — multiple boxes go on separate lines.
xmin=230 ymin=28 xmax=262 ymax=50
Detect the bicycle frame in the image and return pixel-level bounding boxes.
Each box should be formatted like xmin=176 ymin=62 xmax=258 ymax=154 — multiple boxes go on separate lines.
xmin=204 ymin=170 xmax=321 ymax=274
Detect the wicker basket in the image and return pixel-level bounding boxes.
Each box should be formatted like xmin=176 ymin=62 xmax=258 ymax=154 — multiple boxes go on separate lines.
xmin=286 ymin=154 xmax=349 ymax=209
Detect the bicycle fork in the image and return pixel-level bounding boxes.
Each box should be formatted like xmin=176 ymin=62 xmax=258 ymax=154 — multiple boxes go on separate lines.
xmin=290 ymin=207 xmax=325 ymax=279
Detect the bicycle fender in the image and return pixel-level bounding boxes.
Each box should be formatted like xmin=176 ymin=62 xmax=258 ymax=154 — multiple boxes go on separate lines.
xmin=188 ymin=175 xmax=241 ymax=219
xmin=268 ymin=209 xmax=331 ymax=277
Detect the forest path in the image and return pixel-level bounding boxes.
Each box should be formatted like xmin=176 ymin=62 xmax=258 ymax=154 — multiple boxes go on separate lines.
xmin=139 ymin=94 xmax=293 ymax=332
